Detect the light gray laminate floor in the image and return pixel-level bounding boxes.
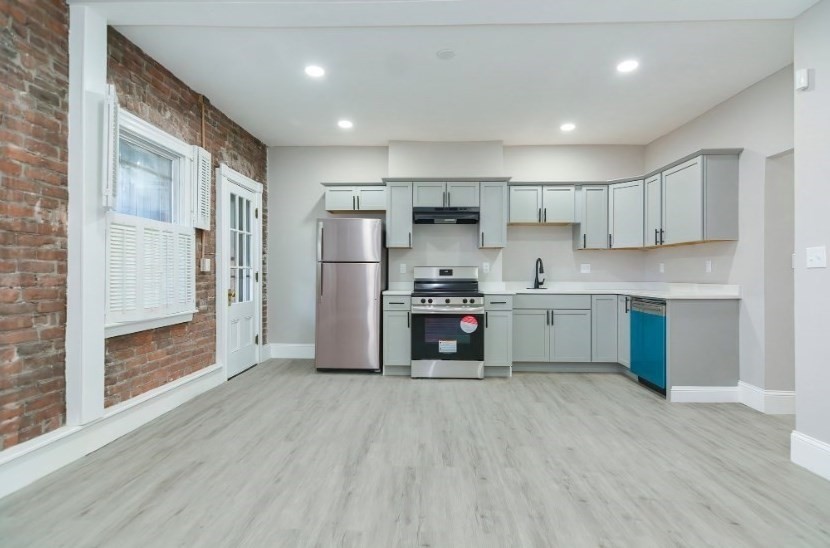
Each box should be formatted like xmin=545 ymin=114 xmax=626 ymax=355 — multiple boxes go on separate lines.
xmin=2 ymin=360 xmax=830 ymax=547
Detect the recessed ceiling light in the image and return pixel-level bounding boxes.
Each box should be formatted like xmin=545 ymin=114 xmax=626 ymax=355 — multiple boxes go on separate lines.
xmin=304 ymin=65 xmax=325 ymax=78
xmin=560 ymin=122 xmax=576 ymax=132
xmin=616 ymin=59 xmax=639 ymax=73
xmin=337 ymin=119 xmax=354 ymax=129
xmin=436 ymin=49 xmax=455 ymax=60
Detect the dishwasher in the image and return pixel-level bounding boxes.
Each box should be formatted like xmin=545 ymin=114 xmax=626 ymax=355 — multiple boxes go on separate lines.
xmin=630 ymin=298 xmax=666 ymax=393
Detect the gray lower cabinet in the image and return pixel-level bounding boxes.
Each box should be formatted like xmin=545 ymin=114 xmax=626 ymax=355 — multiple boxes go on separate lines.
xmin=512 ymin=304 xmax=591 ymax=363
xmin=551 ymin=310 xmax=592 ymax=362
xmin=591 ymin=295 xmax=618 ymax=362
xmin=512 ymin=309 xmax=548 ymax=362
xmin=484 ymin=310 xmax=512 ymax=366
xmin=382 ymin=309 xmax=410 ymax=367
xmin=617 ymin=295 xmax=631 ymax=368
xmin=385 ymin=182 xmax=412 ymax=248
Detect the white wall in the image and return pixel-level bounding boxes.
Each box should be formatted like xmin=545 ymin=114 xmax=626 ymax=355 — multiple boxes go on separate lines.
xmin=388 ymin=140 xmax=504 ymax=177
xmin=793 ymin=0 xmax=830 ymax=454
xmin=642 ymin=67 xmax=794 ymax=389
xmin=267 ymin=147 xmax=388 ymax=345
xmin=504 ymin=145 xmax=644 ymax=182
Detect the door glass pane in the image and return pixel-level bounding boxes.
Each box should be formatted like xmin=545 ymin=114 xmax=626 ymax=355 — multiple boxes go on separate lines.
xmin=116 ymin=139 xmax=173 ymax=222
xmin=246 ymin=200 xmax=251 ymax=232
xmin=238 ymin=198 xmax=244 ymax=231
xmin=230 ymin=194 xmax=236 ymax=228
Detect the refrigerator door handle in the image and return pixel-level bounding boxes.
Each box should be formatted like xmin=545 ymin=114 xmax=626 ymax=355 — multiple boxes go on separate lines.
xmin=317 ymin=223 xmax=324 ymax=261
xmin=318 ymin=263 xmax=323 ymax=297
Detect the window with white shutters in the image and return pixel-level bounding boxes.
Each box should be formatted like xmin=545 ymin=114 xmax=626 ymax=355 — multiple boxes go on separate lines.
xmin=103 ymin=94 xmax=210 ymax=337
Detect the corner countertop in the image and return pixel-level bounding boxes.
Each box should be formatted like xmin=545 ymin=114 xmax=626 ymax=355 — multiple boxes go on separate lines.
xmin=384 ymin=282 xmax=740 ymax=300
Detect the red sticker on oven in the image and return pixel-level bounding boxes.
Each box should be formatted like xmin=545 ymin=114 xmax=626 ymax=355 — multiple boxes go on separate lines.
xmin=460 ymin=315 xmax=478 ymax=334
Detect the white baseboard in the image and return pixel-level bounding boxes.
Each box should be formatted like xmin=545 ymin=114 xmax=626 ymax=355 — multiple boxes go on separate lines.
xmin=265 ymin=343 xmax=314 ymax=360
xmin=791 ymin=430 xmax=830 ymax=481
xmin=739 ymin=381 xmax=795 ymax=414
xmin=669 ymin=386 xmax=740 ymax=403
xmin=0 ymin=363 xmax=224 ymax=500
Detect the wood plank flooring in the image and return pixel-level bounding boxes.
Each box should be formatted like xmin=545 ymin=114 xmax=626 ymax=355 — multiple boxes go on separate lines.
xmin=1 ymin=359 xmax=830 ymax=547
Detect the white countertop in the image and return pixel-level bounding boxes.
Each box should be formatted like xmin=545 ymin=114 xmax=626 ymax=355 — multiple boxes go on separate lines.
xmin=384 ymin=282 xmax=740 ymax=300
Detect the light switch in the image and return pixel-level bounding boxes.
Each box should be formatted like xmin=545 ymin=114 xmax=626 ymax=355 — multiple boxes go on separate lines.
xmin=399 ymin=263 xmax=407 ymax=274
xmin=580 ymin=263 xmax=591 ymax=274
xmin=199 ymin=258 xmax=211 ymax=272
xmin=705 ymin=260 xmax=712 ymax=273
xmin=482 ymin=262 xmax=490 ymax=274
xmin=796 ymin=68 xmax=811 ymax=91
xmin=806 ymin=246 xmax=827 ymax=269
xmin=659 ymin=263 xmax=665 ymax=273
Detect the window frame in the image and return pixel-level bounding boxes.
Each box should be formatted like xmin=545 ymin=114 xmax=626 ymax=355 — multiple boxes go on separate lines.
xmin=104 ymin=109 xmax=199 ymax=338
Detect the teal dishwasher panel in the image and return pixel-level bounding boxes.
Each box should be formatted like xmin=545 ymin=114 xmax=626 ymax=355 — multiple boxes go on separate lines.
xmin=630 ymin=302 xmax=666 ymax=390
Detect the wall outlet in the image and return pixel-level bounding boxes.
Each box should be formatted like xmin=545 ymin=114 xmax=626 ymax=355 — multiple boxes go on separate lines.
xmin=580 ymin=263 xmax=591 ymax=274
xmin=399 ymin=263 xmax=407 ymax=274
xmin=796 ymin=68 xmax=811 ymax=91
xmin=705 ymin=260 xmax=712 ymax=273
xmin=482 ymin=261 xmax=490 ymax=274
xmin=659 ymin=263 xmax=665 ymax=274
xmin=806 ymin=246 xmax=827 ymax=269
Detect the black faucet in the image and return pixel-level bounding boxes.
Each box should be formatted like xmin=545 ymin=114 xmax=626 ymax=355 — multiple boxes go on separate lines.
xmin=533 ymin=258 xmax=545 ymax=289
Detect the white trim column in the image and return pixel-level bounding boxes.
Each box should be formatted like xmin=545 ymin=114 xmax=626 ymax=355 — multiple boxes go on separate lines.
xmin=66 ymin=5 xmax=108 ymax=425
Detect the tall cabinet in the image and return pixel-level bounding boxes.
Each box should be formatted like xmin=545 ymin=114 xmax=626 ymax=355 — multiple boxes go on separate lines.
xmin=479 ymin=182 xmax=507 ymax=248
xmin=385 ymin=182 xmax=413 ymax=248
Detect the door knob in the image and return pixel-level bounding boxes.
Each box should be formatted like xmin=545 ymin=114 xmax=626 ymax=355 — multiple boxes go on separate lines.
xmin=228 ymin=288 xmax=236 ymax=305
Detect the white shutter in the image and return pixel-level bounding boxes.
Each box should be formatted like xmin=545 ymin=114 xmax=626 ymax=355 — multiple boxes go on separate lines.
xmin=142 ymin=227 xmax=163 ymax=310
xmin=107 ymin=219 xmax=138 ymax=322
xmin=102 ymin=84 xmax=119 ymax=209
xmin=192 ymin=146 xmax=212 ymax=230
xmin=176 ymin=231 xmax=195 ymax=309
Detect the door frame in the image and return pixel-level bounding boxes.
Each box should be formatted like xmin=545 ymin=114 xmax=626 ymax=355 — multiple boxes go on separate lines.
xmin=216 ymin=163 xmax=264 ymax=379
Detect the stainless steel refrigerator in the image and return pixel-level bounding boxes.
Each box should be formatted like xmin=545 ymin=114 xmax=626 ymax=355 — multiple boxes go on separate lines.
xmin=315 ymin=218 xmax=384 ymax=371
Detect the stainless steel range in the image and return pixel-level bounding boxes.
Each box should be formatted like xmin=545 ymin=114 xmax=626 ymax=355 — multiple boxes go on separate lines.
xmin=410 ymin=266 xmax=485 ymax=379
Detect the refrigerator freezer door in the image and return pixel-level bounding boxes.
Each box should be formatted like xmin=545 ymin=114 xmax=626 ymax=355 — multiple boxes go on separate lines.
xmin=315 ymin=262 xmax=381 ymax=370
xmin=317 ymin=218 xmax=382 ymax=263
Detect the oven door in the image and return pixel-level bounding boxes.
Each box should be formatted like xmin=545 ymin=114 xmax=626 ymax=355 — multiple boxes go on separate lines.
xmin=410 ymin=309 xmax=484 ymax=378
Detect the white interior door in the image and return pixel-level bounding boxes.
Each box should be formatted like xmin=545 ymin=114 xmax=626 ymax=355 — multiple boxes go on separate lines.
xmin=218 ymin=165 xmax=262 ymax=378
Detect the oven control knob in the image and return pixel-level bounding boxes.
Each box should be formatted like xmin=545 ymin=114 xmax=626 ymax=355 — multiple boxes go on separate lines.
xmin=427 ymin=299 xmax=433 ymax=304
xmin=463 ymin=299 xmax=468 ymax=303
xmin=420 ymin=298 xmax=426 ymax=304
xmin=469 ymin=298 xmax=475 ymax=304
xmin=445 ymin=298 xmax=451 ymax=304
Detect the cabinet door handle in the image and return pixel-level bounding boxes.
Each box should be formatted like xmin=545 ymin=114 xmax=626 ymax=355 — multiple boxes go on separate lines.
xmin=389 ymin=301 xmax=405 ymax=305
xmin=408 ymin=232 xmax=412 ymax=247
xmin=352 ymin=195 xmax=356 ymax=210
xmin=625 ymin=297 xmax=630 ymax=313
xmin=660 ymin=229 xmax=665 ymax=245
xmin=407 ymin=312 xmax=410 ymax=328
xmin=654 ymin=228 xmax=658 ymax=246
xmin=485 ymin=312 xmax=489 ymax=328
xmin=357 ymin=195 xmax=360 ymax=210
xmin=583 ymin=234 xmax=587 ymax=248
xmin=550 ymin=310 xmax=555 ymax=325
xmin=448 ymin=192 xmax=451 ymax=207
xmin=545 ymin=310 xmax=549 ymax=325
xmin=491 ymin=301 xmax=507 ymax=304
xmin=544 ymin=208 xmax=547 ymax=223
xmin=608 ymin=233 xmax=612 ymax=248
xmin=480 ymin=232 xmax=484 ymax=247
xmin=538 ymin=208 xmax=541 ymax=223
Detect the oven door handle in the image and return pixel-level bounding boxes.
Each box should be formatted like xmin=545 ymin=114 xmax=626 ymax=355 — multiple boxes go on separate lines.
xmin=410 ymin=306 xmax=485 ymax=315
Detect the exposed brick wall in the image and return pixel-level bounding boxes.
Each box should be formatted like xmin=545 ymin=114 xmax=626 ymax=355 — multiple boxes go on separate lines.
xmin=105 ymin=29 xmax=268 ymax=406
xmin=0 ymin=0 xmax=69 ymax=449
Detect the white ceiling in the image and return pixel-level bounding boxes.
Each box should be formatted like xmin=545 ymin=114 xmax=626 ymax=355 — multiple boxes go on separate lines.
xmin=102 ymin=1 xmax=807 ymax=146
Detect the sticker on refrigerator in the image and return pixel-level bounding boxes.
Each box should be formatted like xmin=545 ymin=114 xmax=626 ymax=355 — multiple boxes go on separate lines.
xmin=438 ymin=340 xmax=457 ymax=354
xmin=459 ymin=315 xmax=478 ymax=334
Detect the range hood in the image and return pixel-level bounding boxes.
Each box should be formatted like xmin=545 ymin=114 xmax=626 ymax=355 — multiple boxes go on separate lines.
xmin=413 ymin=207 xmax=480 ymax=224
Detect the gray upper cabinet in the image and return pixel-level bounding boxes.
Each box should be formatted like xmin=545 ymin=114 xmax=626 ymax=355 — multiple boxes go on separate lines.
xmin=386 ymin=182 xmax=413 ymax=248
xmin=550 ymin=310 xmax=592 ymax=362
xmin=509 ymin=185 xmax=575 ymax=224
xmin=323 ymin=185 xmax=386 ymax=212
xmin=644 ymin=173 xmax=663 ymax=247
xmin=412 ymin=182 xmax=446 ymax=208
xmin=413 ymin=181 xmax=479 ymax=208
xmin=509 ymin=186 xmax=543 ymax=223
xmin=447 ymin=182 xmax=479 ymax=207
xmin=577 ymin=185 xmax=609 ymax=249
xmin=608 ymin=180 xmax=644 ymax=248
xmin=648 ymin=153 xmax=739 ymax=247
xmin=591 ymin=295 xmax=618 ymax=362
xmin=617 ymin=295 xmax=631 ymax=368
xmin=662 ymin=158 xmax=703 ymax=245
xmin=479 ymin=182 xmax=507 ymax=248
